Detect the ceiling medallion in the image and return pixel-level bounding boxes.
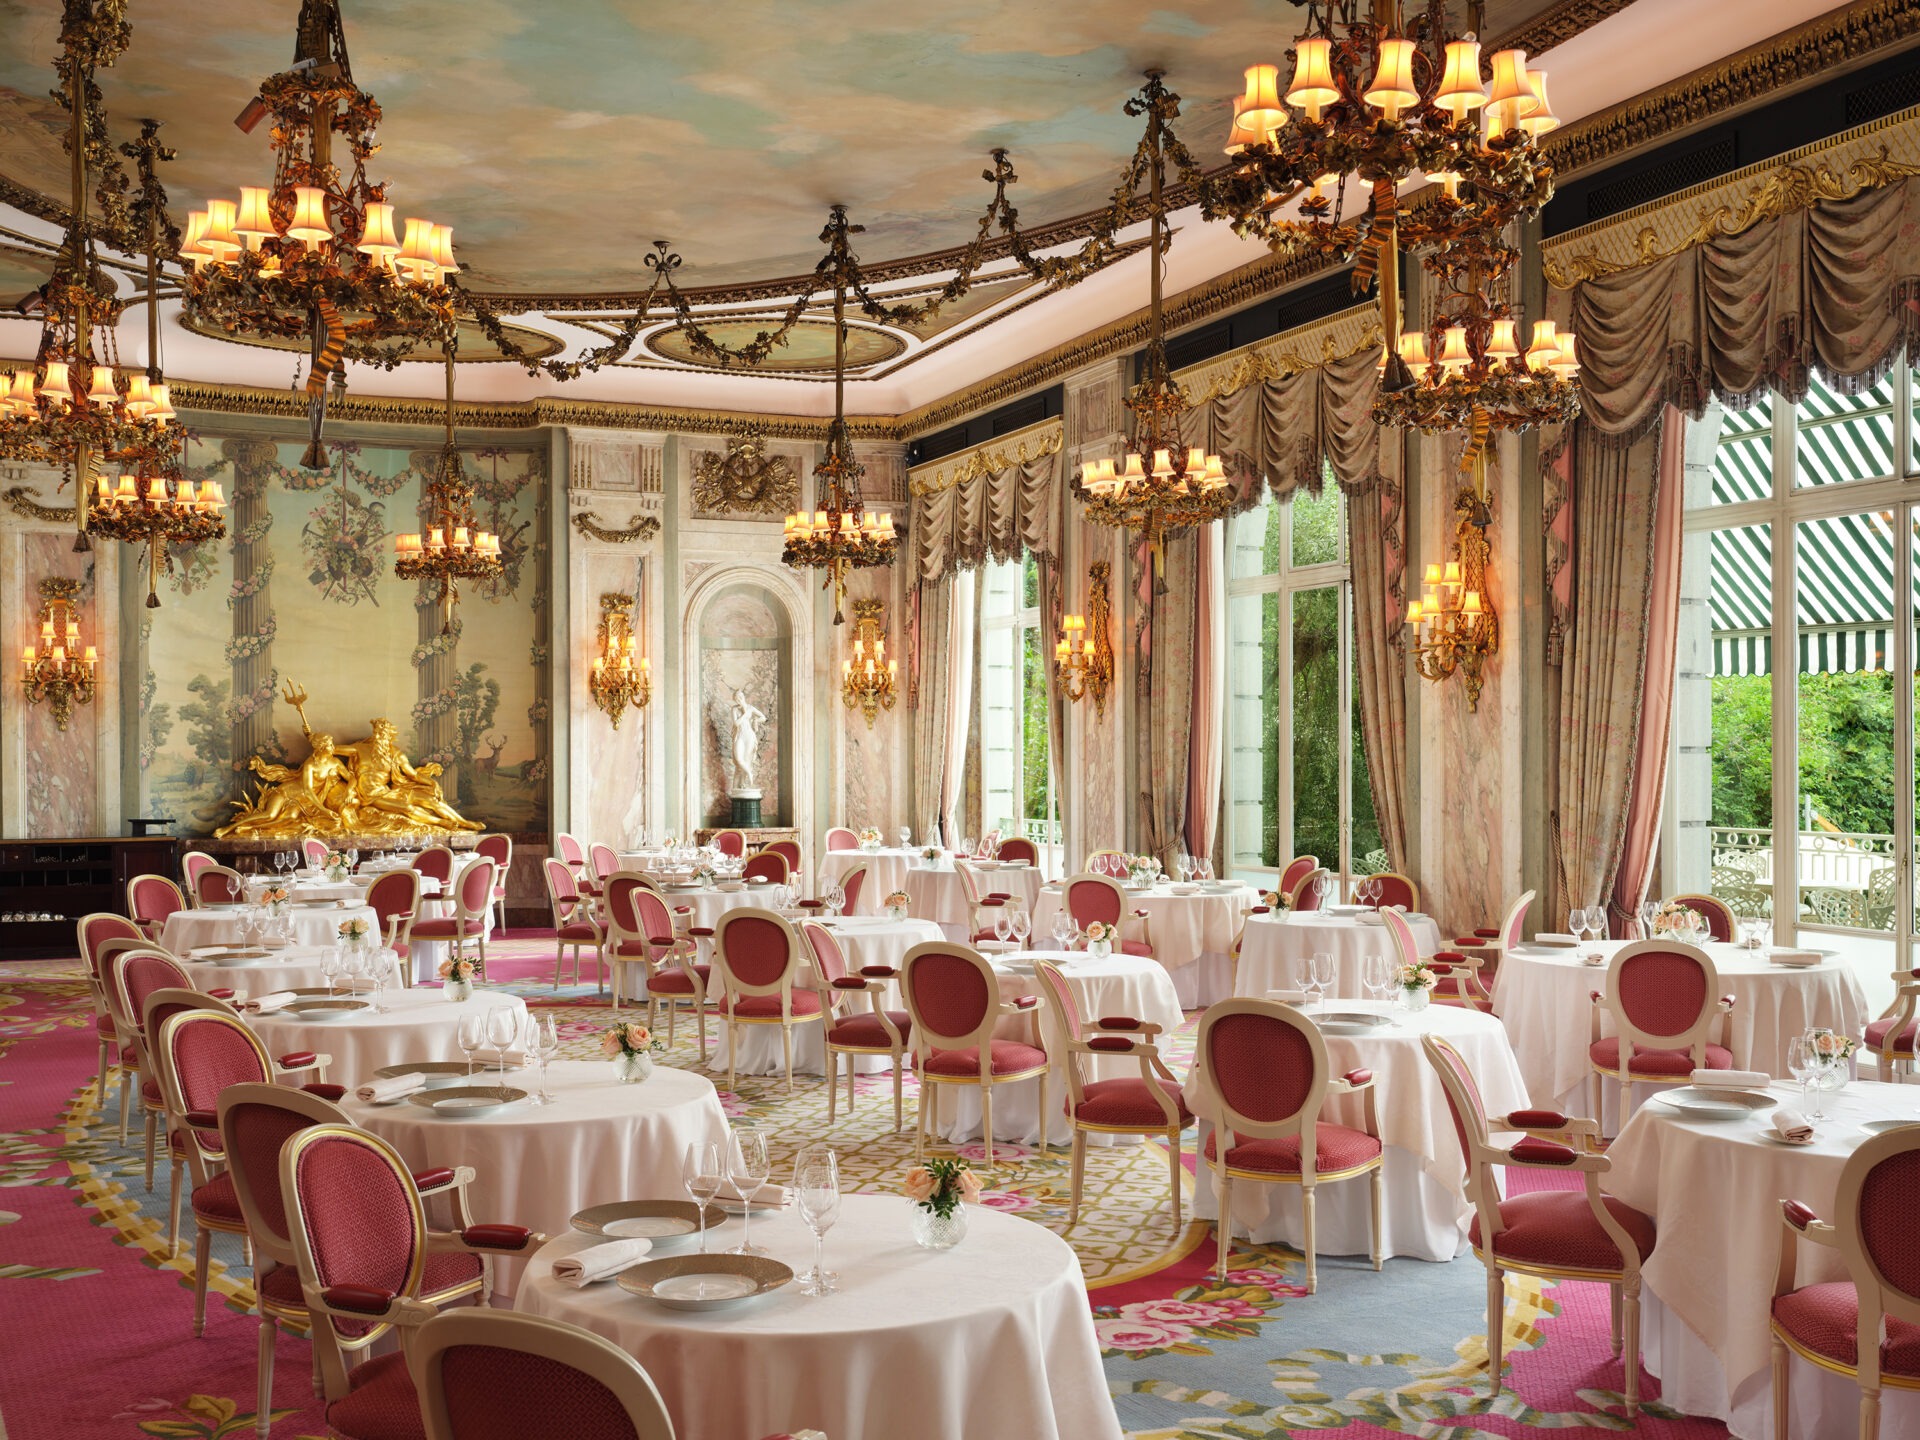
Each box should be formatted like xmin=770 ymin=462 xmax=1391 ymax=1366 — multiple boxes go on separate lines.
xmin=179 ymin=0 xmax=456 ymax=468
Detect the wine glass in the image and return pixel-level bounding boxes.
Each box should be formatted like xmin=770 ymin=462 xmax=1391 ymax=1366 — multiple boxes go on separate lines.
xmin=340 ymin=946 xmax=368 ymax=996
xmin=729 ymin=1128 xmax=772 ymax=1257
xmin=319 ymin=945 xmax=341 ymax=999
xmin=1585 ymin=907 xmax=1607 ymax=953
xmin=1361 ymin=951 xmax=1389 ymax=1008
xmin=961 ymin=837 xmax=976 ymax=861
xmin=1568 ymin=907 xmax=1589 ymax=959
xmin=682 ymin=1141 xmax=727 ymax=1257
xmin=898 ymin=828 xmax=912 ymax=849
xmin=1052 ymin=910 xmax=1074 ymax=952
xmin=486 ymin=1005 xmax=519 ymax=1074
xmin=528 ymin=1013 xmax=560 ymax=1104
xmin=1309 ymin=951 xmax=1336 ymax=1003
xmin=1010 ymin=908 xmax=1032 ymax=949
xmin=369 ymin=946 xmax=395 ymax=1012
xmin=993 ymin=910 xmax=1012 ymax=946
xmin=793 ymin=1143 xmax=842 ymax=1296
xmin=1313 ymin=873 xmax=1332 ymax=909
xmin=825 ymin=883 xmax=846 ymax=916
xmin=1639 ymin=898 xmax=1660 ymax=939
xmin=457 ymin=1012 xmax=485 ymax=1078
xmin=1787 ymin=1034 xmax=1820 ymax=1119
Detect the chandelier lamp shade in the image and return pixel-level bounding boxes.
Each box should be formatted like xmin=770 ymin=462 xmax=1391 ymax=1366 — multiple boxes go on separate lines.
xmin=180 ymin=0 xmax=458 ymax=469
xmin=19 ymin=579 xmax=97 ymax=732
xmin=394 ymin=341 xmax=502 ymax=633
xmin=589 ymin=593 xmax=651 ymax=728
xmin=841 ymin=598 xmax=898 ymax=729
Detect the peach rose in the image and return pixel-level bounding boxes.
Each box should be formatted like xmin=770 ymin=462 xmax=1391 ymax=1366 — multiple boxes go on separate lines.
xmin=625 ymin=1023 xmax=652 ymax=1050
xmin=600 ymin=1030 xmax=622 ymax=1058
xmin=902 ymin=1168 xmax=937 ymax=1203
xmin=436 ymin=959 xmax=453 ymax=978
xmin=955 ymin=1169 xmax=983 ymax=1204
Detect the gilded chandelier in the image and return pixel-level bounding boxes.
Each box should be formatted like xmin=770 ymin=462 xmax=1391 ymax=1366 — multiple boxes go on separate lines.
xmin=1075 ymin=77 xmax=1232 ymax=576
xmin=589 ymin=593 xmax=651 ymax=729
xmin=394 ymin=342 xmax=501 ymax=632
xmin=841 ymin=598 xmax=898 ymax=729
xmin=181 ymin=0 xmax=456 ymax=468
xmin=19 ymin=579 xmax=97 ymax=731
xmin=781 ymin=209 xmax=900 ymax=625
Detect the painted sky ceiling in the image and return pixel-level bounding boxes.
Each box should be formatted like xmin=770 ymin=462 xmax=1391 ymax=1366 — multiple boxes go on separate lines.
xmin=0 ymin=0 xmax=1570 ymax=301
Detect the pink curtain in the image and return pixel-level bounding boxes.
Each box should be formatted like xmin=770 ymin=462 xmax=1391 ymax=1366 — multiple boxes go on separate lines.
xmin=1609 ymin=408 xmax=1686 ymax=932
xmin=939 ymin=570 xmax=976 ymax=845
xmin=1184 ymin=525 xmax=1225 ymax=859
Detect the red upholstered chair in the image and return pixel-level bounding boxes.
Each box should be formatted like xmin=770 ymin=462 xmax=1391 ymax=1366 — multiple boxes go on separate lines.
xmin=1423 ymin=1033 xmax=1653 ymax=1417
xmin=193 ymin=864 xmax=248 ymax=907
xmin=741 ymin=851 xmax=790 ymax=885
xmin=1447 ymin=889 xmax=1536 ymax=997
xmin=806 ymin=920 xmax=912 ymax=1131
xmin=1034 ymin=958 xmax=1189 ymax=1233
xmin=1769 ymin=1127 xmax=1920 ymax=1438
xmin=367 ymin=870 xmax=423 ymax=982
xmin=714 ymin=911 xmax=822 ymax=1093
xmin=975 ymin=828 xmax=1002 ymax=859
xmin=710 ymin=829 xmax=748 ymax=859
xmin=474 ymin=834 xmax=513 ymax=933
xmin=106 ymin=945 xmax=196 ymax=1186
xmin=413 ymin=844 xmax=457 ymax=919
xmin=997 ymin=836 xmax=1039 ymax=869
xmin=824 ymin=827 xmax=859 ymax=852
xmin=1288 ymin=866 xmax=1333 ymax=912
xmin=1588 ymin=939 xmax=1737 ymax=1127
xmin=764 ymin=840 xmax=802 ymax=872
xmin=835 ymin=863 xmax=868 ymax=916
xmin=1084 ymin=849 xmax=1128 ymax=878
xmin=77 ymin=911 xmax=143 ymax=1106
xmin=1367 ymin=871 xmax=1420 ymax=912
xmin=1196 ymin=998 xmax=1383 ymax=1291
xmin=1382 ymin=907 xmax=1489 ymax=1013
xmin=901 ymin=941 xmax=1048 ymax=1167
xmin=587 ymin=843 xmax=621 ymax=898
xmin=538 ymin=856 xmax=603 ymax=992
xmin=554 ymin=832 xmax=588 ymax=876
xmin=953 ymin=863 xmax=1011 ymax=943
xmin=277 ymin=1125 xmax=540 ymax=1436
xmin=219 ymin=1084 xmax=489 ymax=1440
xmin=1668 ymin=892 xmax=1735 ymax=944
xmin=415 ymin=856 xmax=497 ymax=984
xmin=1279 ymin=855 xmax=1319 ymax=899
xmin=127 ymin=873 xmax=185 ymax=941
xmin=1064 ymin=873 xmax=1154 ymax=957
xmin=1864 ymin=970 xmax=1920 ymax=1083
xmin=301 ymin=838 xmax=330 ymax=868
xmin=181 ymin=850 xmax=218 ymax=904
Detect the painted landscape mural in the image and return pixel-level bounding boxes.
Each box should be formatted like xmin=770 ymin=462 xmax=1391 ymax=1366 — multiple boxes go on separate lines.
xmin=140 ymin=428 xmax=550 ymax=837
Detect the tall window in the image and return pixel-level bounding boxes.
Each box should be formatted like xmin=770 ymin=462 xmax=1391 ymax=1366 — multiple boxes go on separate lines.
xmin=976 ymin=555 xmax=1058 ymax=847
xmin=1225 ymin=484 xmax=1382 ymax=889
xmin=1670 ymin=361 xmax=1918 ymax=1010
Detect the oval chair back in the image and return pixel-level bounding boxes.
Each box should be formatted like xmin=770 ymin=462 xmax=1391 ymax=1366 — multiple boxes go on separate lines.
xmin=1289 ymin=867 xmax=1332 ymax=912
xmin=1032 ymin=957 xmax=1087 ymax=1098
xmin=741 ymin=851 xmax=789 ymax=885
xmin=181 ymin=850 xmax=218 ymax=900
xmin=1668 ymin=893 xmax=1735 ymax=943
xmin=475 ymin=834 xmax=513 ymax=931
xmin=602 ymin=872 xmax=660 ymax=1010
xmin=764 ymin=840 xmax=802 ymax=871
xmin=713 ymin=910 xmax=803 ymax=998
xmin=453 ymin=857 xmax=496 ymax=920
xmin=1381 ymin=907 xmax=1423 ymax=972
xmin=1064 ymin=872 xmax=1126 ymax=932
xmin=366 ymin=869 xmax=422 ymax=954
xmin=996 ymin=836 xmax=1039 ymax=868
xmin=301 ymin=838 xmax=329 ymax=867
xmin=1370 ymin=872 xmax=1420 ymax=911
xmin=542 ymin=856 xmax=582 ymax=915
xmin=1819 ymin=1130 xmax=1920 ymax=1372
xmin=413 ymin=845 xmax=456 ymax=888
xmin=413 ymin=1309 xmax=680 ymax=1440
xmin=976 ymin=829 xmax=1002 ymax=858
xmin=800 ymin=919 xmax=850 ymax=989
xmin=953 ymin=860 xmax=984 ymax=909
xmin=1197 ymin=998 xmax=1330 ymax=1150
xmin=836 ymin=864 xmax=868 ymax=916
xmin=218 ymin=1081 xmax=352 ymax=1263
xmin=900 ymin=942 xmax=999 ymax=1054
xmin=824 ymin=827 xmax=858 ymax=852
xmin=1500 ymin=889 xmax=1536 ymax=951
xmin=143 ymin=985 xmax=239 ymax=1043
xmin=1604 ymin=939 xmax=1725 ymax=1059
xmin=1085 ymin=849 xmax=1128 ymax=878
xmin=1279 ymin=855 xmax=1320 ymax=898
xmin=195 ymin=864 xmax=247 ymax=906
xmin=554 ymin=833 xmax=587 ymax=870
xmin=127 ymin=874 xmax=185 ymax=936
xmin=589 ymin=844 xmax=620 ymax=883
xmin=111 ymin=948 xmax=192 ymax=1043
xmin=710 ymin=829 xmax=747 ymax=859
xmin=627 ymin=881 xmax=706 ymax=1047
xmin=155 ymin=1006 xmax=272 ymax=1169
xmin=78 ymin=911 xmax=143 ymax=985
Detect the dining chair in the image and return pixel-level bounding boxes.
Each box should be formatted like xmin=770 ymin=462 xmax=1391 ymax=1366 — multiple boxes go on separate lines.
xmin=413 ymin=856 xmax=497 ymax=982
xmin=953 ymin=862 xmax=1014 ymax=942
xmin=367 ymin=869 xmax=423 ymax=982
xmin=1769 ymin=1126 xmax=1920 ymax=1438
xmin=765 ymin=839 xmax=803 ymax=872
xmin=539 ymin=856 xmax=604 ymax=991
xmin=1287 ymin=866 xmax=1332 ymax=912
xmin=975 ymin=828 xmax=1002 ymax=858
xmin=1226 ymin=903 xmax=1273 ymax=986
xmin=1367 ymin=871 xmax=1420 ymax=911
xmin=1864 ymin=969 xmax=1920 ymax=1083
xmin=1063 ymin=873 xmax=1154 ymax=956
xmin=77 ymin=911 xmax=143 ymax=1106
xmin=1279 ymin=854 xmax=1320 ymax=899
xmin=1588 ymin=938 xmax=1737 ymax=1127
xmin=1033 ymin=959 xmax=1189 ymax=1234
xmin=474 ymin=833 xmax=513 ymax=933
xmin=1084 ymin=848 xmax=1128 ymax=877
xmin=219 ymin=1083 xmax=488 ymax=1439
xmin=714 ymin=910 xmax=823 ymax=1093
xmin=711 ymin=829 xmax=748 ymax=859
xmin=127 ymin=873 xmax=186 ymax=941
xmin=192 ymin=863 xmax=247 ymax=907
xmin=1424 ymin=1033 xmax=1654 ymax=1418
xmin=554 ymin=832 xmax=589 ymax=881
xmin=1383 ymin=908 xmax=1490 ymax=1012
xmin=1196 ymin=997 xmax=1383 ymax=1290
xmin=180 ymin=850 xmax=218 ymax=904
xmin=277 ymin=1124 xmax=537 ymax=1436
xmin=824 ymin=827 xmax=859 ymax=852
xmin=301 ymin=838 xmax=330 ymax=868
xmin=587 ymin=842 xmax=621 ymax=897
xmin=149 ymin=1007 xmax=339 ymax=1335
xmin=997 ymin=836 xmax=1039 ymax=869
xmin=835 ymin=863 xmax=868 ymax=916
xmin=805 ymin=920 xmax=912 ymax=1131
xmin=741 ymin=851 xmax=790 ymax=885
xmin=900 ymin=941 xmax=1048 ymax=1167
xmin=106 ymin=945 xmax=196 ymax=1185
xmin=412 ymin=845 xmax=458 ymax=918
xmin=1668 ymin=892 xmax=1736 ymax=943
xmin=1447 ymin=888 xmax=1536 ymax=990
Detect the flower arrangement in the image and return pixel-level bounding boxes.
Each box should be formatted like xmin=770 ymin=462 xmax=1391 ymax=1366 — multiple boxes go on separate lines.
xmin=322 ymin=850 xmax=351 ymax=879
xmin=857 ymin=826 xmax=883 ymax=850
xmin=921 ymin=845 xmax=943 ymax=862
xmin=261 ymin=884 xmax=289 ymax=914
xmin=337 ymin=916 xmax=372 ymax=946
xmin=437 ymin=955 xmax=479 ymax=984
xmin=903 ymin=1158 xmax=982 ymax=1220
xmin=1651 ymin=900 xmax=1701 ymax=937
xmin=600 ymin=1021 xmax=665 ymax=1059
xmin=1808 ymin=1028 xmax=1858 ymax=1062
xmin=884 ymin=890 xmax=910 ymax=910
xmin=1395 ymin=962 xmax=1438 ymax=993
xmin=1260 ymin=888 xmax=1287 ymax=911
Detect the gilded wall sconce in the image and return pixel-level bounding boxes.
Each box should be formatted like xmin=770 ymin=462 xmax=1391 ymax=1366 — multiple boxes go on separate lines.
xmin=842 ymin=597 xmax=898 ymax=729
xmin=1056 ymin=560 xmax=1115 ymax=718
xmin=1404 ymin=465 xmax=1499 ymax=712
xmin=20 ymin=578 xmax=97 ymax=730
xmin=589 ymin=592 xmax=650 ymax=728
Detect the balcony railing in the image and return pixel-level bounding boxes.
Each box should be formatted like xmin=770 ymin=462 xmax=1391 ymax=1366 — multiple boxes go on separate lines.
xmin=1708 ymin=826 xmax=1903 ymax=930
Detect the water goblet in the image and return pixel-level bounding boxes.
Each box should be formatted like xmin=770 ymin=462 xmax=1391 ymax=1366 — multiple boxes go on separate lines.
xmin=1309 ymin=950 xmax=1336 ymax=1002
xmin=825 ymin=884 xmax=846 ymax=916
xmin=793 ymin=1144 xmax=842 ymax=1296
xmin=1787 ymin=1034 xmax=1820 ymax=1119
xmin=456 ymin=1012 xmax=485 ymax=1079
xmin=319 ymin=945 xmax=341 ymax=998
xmin=728 ymin=1128 xmax=772 ymax=1257
xmin=1052 ymin=911 xmax=1074 ymax=952
xmin=1638 ymin=898 xmax=1660 ymax=939
xmin=486 ymin=1005 xmax=519 ymax=1074
xmin=340 ymin=946 xmax=367 ymax=996
xmin=1585 ymin=908 xmax=1608 ymax=952
xmin=899 ymin=828 xmax=912 ymax=849
xmin=993 ymin=910 xmax=1012 ymax=946
xmin=1313 ymin=873 xmax=1332 ymax=908
xmin=1010 ymin=908 xmax=1032 ymax=949
xmin=1567 ymin=908 xmax=1589 ymax=959
xmin=682 ymin=1141 xmax=727 ymax=1257
xmin=961 ymin=838 xmax=976 ymax=861
xmin=530 ymin=1013 xmax=560 ymax=1103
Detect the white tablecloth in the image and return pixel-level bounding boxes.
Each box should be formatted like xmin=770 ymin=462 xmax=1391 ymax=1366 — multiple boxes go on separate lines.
xmin=1494 ymin=941 xmax=1870 ymax=1112
xmin=906 ymin=862 xmax=1046 ymax=933
xmin=1182 ymin=1002 xmax=1529 ymax=1262
xmin=819 ymin=848 xmax=915 ymax=911
xmin=162 ymin=904 xmax=378 ymax=954
xmin=515 ymin=1194 xmax=1121 ymax=1440
xmin=345 ymin=1059 xmax=729 ymax=1295
xmin=1031 ymin=883 xmax=1256 ymax=1008
xmin=1604 ymin=1079 xmax=1920 ymax=1438
xmin=246 ymin=988 xmax=525 ymax=1085
xmin=178 ymin=943 xmax=338 ymax=997
xmin=660 ymin=885 xmax=782 ymax=932
xmin=1234 ymin=911 xmax=1445 ymax=1000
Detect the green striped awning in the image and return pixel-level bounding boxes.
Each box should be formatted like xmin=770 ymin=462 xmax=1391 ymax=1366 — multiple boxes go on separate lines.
xmin=1708 ymin=377 xmax=1906 ymax=677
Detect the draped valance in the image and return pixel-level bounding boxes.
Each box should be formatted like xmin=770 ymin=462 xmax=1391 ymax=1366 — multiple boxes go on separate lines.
xmin=907 ymin=421 xmax=1064 ymax=585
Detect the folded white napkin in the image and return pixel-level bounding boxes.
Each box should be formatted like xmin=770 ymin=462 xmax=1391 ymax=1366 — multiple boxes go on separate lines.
xmin=551 ymin=1237 xmax=653 ymax=1288
xmin=355 ymin=1073 xmax=425 ymax=1103
xmin=1535 ymin=932 xmax=1579 ymax=945
xmin=480 ymin=1049 xmax=529 ymax=1069
xmin=1772 ymin=1106 xmax=1814 ymax=1143
xmin=1266 ymin=988 xmax=1310 ymax=1005
xmin=1769 ymin=948 xmax=1823 ymax=967
xmin=1692 ymin=1067 xmax=1770 ymax=1089
xmin=712 ymin=1178 xmax=789 ymax=1206
xmin=245 ymin=991 xmax=297 ymax=1014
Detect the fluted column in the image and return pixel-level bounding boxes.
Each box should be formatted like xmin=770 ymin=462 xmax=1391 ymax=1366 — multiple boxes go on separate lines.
xmin=222 ymin=438 xmax=280 ymax=790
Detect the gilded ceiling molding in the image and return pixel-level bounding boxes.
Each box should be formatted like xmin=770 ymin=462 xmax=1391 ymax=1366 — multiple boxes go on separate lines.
xmin=907 ymin=420 xmax=1064 ymax=497
xmin=1173 ymin=303 xmax=1384 ymax=405
xmin=3 ymin=486 xmax=76 ymax=523
xmin=1489 ymin=0 xmax=1638 ymax=58
xmin=1542 ymin=0 xmax=1920 ymax=180
xmin=571 ymin=510 xmax=662 ymax=545
xmin=1542 ymin=109 xmax=1920 ymax=288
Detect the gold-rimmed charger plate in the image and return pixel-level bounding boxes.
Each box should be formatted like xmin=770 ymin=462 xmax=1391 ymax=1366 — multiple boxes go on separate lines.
xmin=1649 ymin=1086 xmax=1778 ymax=1119
xmin=1314 ymin=1010 xmax=1392 ymax=1034
xmin=201 ymin=948 xmax=271 ymax=965
xmin=616 ymin=1253 xmax=792 ymax=1310
xmin=570 ymin=1200 xmax=725 ymax=1244
xmin=280 ymin=997 xmax=369 ymax=1019
xmin=374 ymin=1061 xmax=473 ymax=1090
xmin=408 ymin=1084 xmax=529 ymax=1118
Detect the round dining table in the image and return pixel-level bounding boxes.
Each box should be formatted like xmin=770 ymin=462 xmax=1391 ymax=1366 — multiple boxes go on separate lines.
xmin=245 ymin=987 xmax=525 ymax=1085
xmin=905 ymin=860 xmax=1046 ymax=935
xmin=161 ymin=901 xmax=379 ymax=954
xmin=1031 ymin=881 xmax=1257 ymax=1008
xmin=1233 ymin=909 xmax=1445 ymax=1001
xmin=1181 ymin=1001 xmax=1529 ymax=1263
xmin=514 ymin=1193 xmax=1122 ymax=1440
xmin=1603 ymin=1078 xmax=1920 ymax=1438
xmin=659 ymin=883 xmax=782 ymax=931
xmin=178 ymin=942 xmax=341 ymax=997
xmin=818 ymin=847 xmax=917 ymax=911
xmin=1493 ymin=939 xmax=1871 ymax=1112
xmin=344 ymin=1058 xmax=729 ymax=1295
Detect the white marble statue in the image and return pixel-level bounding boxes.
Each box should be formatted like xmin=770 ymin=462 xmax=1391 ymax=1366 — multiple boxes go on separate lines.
xmin=730 ymin=689 xmax=766 ymax=792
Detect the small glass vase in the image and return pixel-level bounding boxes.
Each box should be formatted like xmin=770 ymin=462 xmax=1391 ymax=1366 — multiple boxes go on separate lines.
xmin=613 ymin=1051 xmax=654 ymax=1084
xmin=886 ymin=904 xmax=909 ymax=922
xmin=1399 ymin=986 xmax=1430 ymax=1013
xmin=909 ymin=1201 xmax=968 ymax=1250
xmin=444 ymin=979 xmax=473 ymax=1003
xmin=1088 ymin=938 xmax=1113 ymax=960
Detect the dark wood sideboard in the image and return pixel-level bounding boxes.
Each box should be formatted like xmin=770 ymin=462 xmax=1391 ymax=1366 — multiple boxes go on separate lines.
xmin=0 ymin=837 xmax=178 ymax=959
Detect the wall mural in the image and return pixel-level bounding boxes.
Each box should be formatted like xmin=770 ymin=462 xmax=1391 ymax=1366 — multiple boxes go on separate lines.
xmin=140 ymin=429 xmax=550 ymax=838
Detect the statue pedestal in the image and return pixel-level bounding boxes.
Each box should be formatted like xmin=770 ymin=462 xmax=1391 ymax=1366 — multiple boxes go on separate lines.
xmin=730 ymin=790 xmax=763 ymax=827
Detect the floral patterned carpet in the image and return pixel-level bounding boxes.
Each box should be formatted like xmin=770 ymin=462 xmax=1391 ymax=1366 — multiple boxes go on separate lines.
xmin=0 ymin=937 xmax=1727 ymax=1439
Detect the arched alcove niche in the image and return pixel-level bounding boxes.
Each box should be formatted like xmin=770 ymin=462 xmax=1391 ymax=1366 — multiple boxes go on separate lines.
xmin=690 ymin=579 xmax=796 ymax=828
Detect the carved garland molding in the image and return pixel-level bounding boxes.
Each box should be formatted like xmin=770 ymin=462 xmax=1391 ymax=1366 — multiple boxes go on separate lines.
xmin=571 ymin=510 xmax=662 ymax=545
xmin=908 ymin=421 xmax=1064 ymax=497
xmin=3 ymin=486 xmax=76 ymax=523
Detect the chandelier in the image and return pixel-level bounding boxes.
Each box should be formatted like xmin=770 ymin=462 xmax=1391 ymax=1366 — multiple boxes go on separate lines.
xmin=0 ymin=11 xmax=182 ymax=553
xmin=841 ymin=598 xmax=898 ymax=729
xmin=19 ymin=579 xmax=97 ymax=731
xmin=1074 ymin=76 xmax=1233 ymax=576
xmin=394 ymin=340 xmax=501 ymax=632
xmin=781 ymin=208 xmax=900 ymax=625
xmin=180 ymin=0 xmax=456 ymax=468
xmin=589 ymin=593 xmax=651 ymax=729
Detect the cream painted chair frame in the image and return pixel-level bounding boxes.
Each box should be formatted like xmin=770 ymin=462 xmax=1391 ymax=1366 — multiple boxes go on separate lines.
xmin=1587 ymin=938 xmax=1737 ymax=1128
xmin=713 ymin=909 xmax=823 ymax=1093
xmin=806 ymin=920 xmax=911 ymax=1132
xmin=901 ymin=940 xmax=1049 ymax=1168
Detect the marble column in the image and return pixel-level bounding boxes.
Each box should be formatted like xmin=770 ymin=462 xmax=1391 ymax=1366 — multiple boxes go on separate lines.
xmin=223 ymin=438 xmax=280 ymax=795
